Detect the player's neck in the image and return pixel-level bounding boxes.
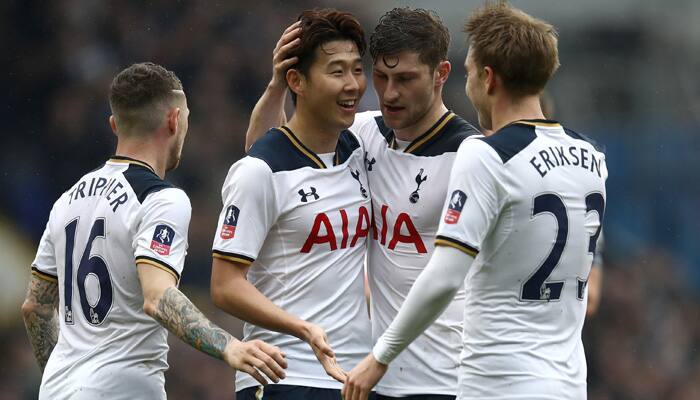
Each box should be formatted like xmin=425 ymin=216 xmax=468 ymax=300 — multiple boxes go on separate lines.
xmin=394 ymin=101 xmax=449 ymax=142
xmin=489 ymin=94 xmax=545 ymax=134
xmin=114 ymin=138 xmax=167 ymax=179
xmin=286 ymin=111 xmax=341 ymax=154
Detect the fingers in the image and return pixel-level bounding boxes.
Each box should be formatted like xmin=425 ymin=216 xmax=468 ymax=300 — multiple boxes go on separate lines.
xmin=251 ymin=349 xmax=285 ymax=383
xmin=274 ymin=24 xmax=301 ymax=56
xmin=242 ymin=364 xmax=268 ymax=386
xmin=311 ymin=335 xmax=335 ymax=359
xmin=274 ymin=39 xmax=300 ymax=63
xmin=319 ymin=355 xmax=346 ymax=383
xmin=257 ymin=341 xmax=288 ymax=369
xmin=282 ymin=20 xmax=301 ymax=36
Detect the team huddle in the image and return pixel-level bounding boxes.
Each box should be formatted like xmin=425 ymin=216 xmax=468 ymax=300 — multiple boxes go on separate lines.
xmin=21 ymin=3 xmax=606 ymax=400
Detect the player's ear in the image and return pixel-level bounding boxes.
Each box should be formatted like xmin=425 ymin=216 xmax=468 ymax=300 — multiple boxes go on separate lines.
xmin=109 ymin=115 xmax=118 ymax=136
xmin=286 ymin=68 xmax=304 ymax=99
xmin=434 ymin=60 xmax=451 ymax=87
xmin=483 ymin=66 xmax=496 ymax=95
xmin=167 ymin=107 xmax=180 ymax=137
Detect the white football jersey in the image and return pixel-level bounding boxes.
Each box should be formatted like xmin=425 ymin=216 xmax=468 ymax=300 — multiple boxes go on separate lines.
xmin=32 ymin=156 xmax=190 ymax=400
xmin=436 ymin=120 xmax=607 ymax=399
xmin=351 ymin=110 xmax=480 ymax=396
xmin=212 ymin=127 xmax=372 ymax=391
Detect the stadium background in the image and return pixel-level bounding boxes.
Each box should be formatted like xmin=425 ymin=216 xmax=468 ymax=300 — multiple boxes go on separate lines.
xmin=2 ymin=0 xmax=699 ymax=398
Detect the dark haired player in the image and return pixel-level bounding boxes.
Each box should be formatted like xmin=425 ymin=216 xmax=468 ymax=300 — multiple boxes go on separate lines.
xmin=246 ymin=8 xmax=480 ymax=400
xmin=210 ymin=9 xmax=372 ymax=400
xmin=21 ymin=62 xmax=286 ymax=400
xmin=343 ymin=3 xmax=607 ymax=399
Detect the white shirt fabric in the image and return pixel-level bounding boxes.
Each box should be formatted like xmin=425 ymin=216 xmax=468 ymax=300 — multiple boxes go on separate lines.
xmin=434 ymin=120 xmax=607 ymax=399
xmin=350 ymin=110 xmax=480 ymax=396
xmin=33 ymin=156 xmax=191 ymax=400
xmin=212 ymin=127 xmax=372 ymax=391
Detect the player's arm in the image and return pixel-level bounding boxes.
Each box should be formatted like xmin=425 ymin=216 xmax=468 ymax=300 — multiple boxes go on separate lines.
xmin=343 ymin=246 xmax=473 ymax=400
xmin=244 ymin=21 xmax=301 ymax=151
xmin=211 ymin=158 xmax=345 ymax=382
xmin=137 ymin=263 xmax=286 ymax=385
xmin=211 ymin=257 xmax=345 ymax=382
xmin=21 ymin=274 xmax=59 ymax=373
xmin=344 ymin=138 xmax=501 ymax=400
xmin=586 ymin=234 xmax=604 ymax=318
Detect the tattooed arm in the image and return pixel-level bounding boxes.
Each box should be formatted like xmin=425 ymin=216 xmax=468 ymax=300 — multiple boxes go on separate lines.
xmin=21 ymin=274 xmax=60 ymax=372
xmin=136 ymin=264 xmax=287 ymax=385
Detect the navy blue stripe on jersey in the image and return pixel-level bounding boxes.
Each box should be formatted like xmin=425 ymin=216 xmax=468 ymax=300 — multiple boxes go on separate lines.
xmin=135 ymin=255 xmax=181 ymax=280
xmin=374 ymin=115 xmax=393 ymax=145
xmin=435 ymin=235 xmax=479 ymax=257
xmin=412 ymin=114 xmax=481 ymax=156
xmin=479 ymin=123 xmax=538 ymax=164
xmin=212 ymin=250 xmax=255 ymax=265
xmin=122 ymin=164 xmax=174 ymax=203
xmin=334 ymin=130 xmax=361 ymax=165
xmin=31 ymin=266 xmax=58 ymax=281
xmin=249 ymin=128 xmax=321 ymax=171
xmin=248 ymin=128 xmax=360 ymax=172
xmin=564 ymin=127 xmax=604 ymax=152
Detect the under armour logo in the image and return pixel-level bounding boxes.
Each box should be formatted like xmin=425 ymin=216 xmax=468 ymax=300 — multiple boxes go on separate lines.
xmin=298 ymin=187 xmax=319 ymax=202
xmin=364 ymin=151 xmax=376 ymax=171
xmin=351 ymin=170 xmax=368 ymax=198
xmin=409 ymin=168 xmax=428 ymax=203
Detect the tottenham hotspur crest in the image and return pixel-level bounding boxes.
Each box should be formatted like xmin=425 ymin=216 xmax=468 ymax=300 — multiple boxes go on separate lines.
xmin=409 ymin=168 xmax=428 ymax=203
xmin=351 ymin=169 xmax=368 ymax=198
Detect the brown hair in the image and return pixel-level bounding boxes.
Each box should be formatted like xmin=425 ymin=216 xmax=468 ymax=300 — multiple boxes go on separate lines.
xmin=109 ymin=62 xmax=183 ymax=133
xmin=290 ymin=8 xmax=366 ymax=77
xmin=464 ymin=1 xmax=559 ymax=96
xmin=370 ymin=7 xmax=450 ymax=70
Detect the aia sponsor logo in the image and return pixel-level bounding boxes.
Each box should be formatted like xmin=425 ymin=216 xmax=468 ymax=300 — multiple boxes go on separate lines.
xmin=220 ymin=205 xmax=240 ymax=239
xmin=444 ymin=190 xmax=467 ymax=224
xmin=151 ymin=224 xmax=175 ymax=255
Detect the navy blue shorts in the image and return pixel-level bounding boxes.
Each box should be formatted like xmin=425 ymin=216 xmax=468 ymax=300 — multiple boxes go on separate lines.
xmin=376 ymin=394 xmax=455 ymax=400
xmin=237 ymin=385 xmax=378 ymax=400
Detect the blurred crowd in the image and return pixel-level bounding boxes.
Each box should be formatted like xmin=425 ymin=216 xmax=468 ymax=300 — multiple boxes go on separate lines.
xmin=2 ymin=1 xmax=699 ymax=399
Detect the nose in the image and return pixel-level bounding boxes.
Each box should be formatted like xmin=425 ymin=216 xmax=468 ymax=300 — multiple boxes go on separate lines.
xmin=384 ymin=79 xmax=399 ymax=103
xmin=344 ymin=73 xmax=360 ymax=94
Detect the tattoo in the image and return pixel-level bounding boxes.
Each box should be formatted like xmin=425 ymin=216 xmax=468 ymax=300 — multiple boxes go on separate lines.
xmin=154 ymin=287 xmax=233 ymax=360
xmin=22 ymin=275 xmax=59 ymax=372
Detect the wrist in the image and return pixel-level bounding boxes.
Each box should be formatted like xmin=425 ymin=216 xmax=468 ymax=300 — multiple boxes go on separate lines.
xmin=267 ymin=78 xmax=287 ymax=93
xmin=222 ymin=336 xmax=239 ymax=363
xmin=292 ymin=319 xmax=313 ymax=342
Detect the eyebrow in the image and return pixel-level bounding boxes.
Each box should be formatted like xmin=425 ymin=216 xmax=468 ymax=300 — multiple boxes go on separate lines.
xmin=326 ymin=58 xmax=362 ymax=68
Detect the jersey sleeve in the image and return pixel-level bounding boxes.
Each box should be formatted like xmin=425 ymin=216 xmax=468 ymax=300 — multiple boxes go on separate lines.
xmin=32 ymin=204 xmax=58 ymax=282
xmin=133 ymin=188 xmax=191 ymax=281
xmin=212 ymin=157 xmax=278 ymax=265
xmin=435 ymin=138 xmax=505 ymax=257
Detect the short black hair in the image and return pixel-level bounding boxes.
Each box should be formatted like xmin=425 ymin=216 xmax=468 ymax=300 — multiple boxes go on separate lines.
xmin=370 ymin=8 xmax=450 ymax=70
xmin=109 ymin=62 xmax=183 ymax=133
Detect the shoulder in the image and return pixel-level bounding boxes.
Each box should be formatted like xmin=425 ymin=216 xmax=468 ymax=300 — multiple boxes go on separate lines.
xmin=142 ymin=186 xmax=191 ymax=213
xmin=122 ymin=164 xmax=176 ymax=203
xmin=417 ymin=113 xmax=482 ymax=156
xmin=223 ymin=156 xmax=274 ymax=189
xmin=350 ymin=110 xmax=383 ymax=133
xmin=562 ymin=126 xmax=605 ymax=153
xmin=478 ymin=122 xmax=538 ymax=164
xmin=336 ymin=129 xmax=362 ymax=163
xmin=247 ymin=128 xmax=318 ymax=172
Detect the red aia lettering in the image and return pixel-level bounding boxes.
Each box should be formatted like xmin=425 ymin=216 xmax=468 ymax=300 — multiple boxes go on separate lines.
xmin=301 ymin=206 xmax=370 ymax=253
xmin=374 ymin=204 xmax=427 ymax=254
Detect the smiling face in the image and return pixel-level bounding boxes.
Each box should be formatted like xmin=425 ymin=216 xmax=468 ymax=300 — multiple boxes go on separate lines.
xmin=372 ymin=50 xmax=439 ymax=131
xmin=299 ymin=39 xmax=367 ymax=132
